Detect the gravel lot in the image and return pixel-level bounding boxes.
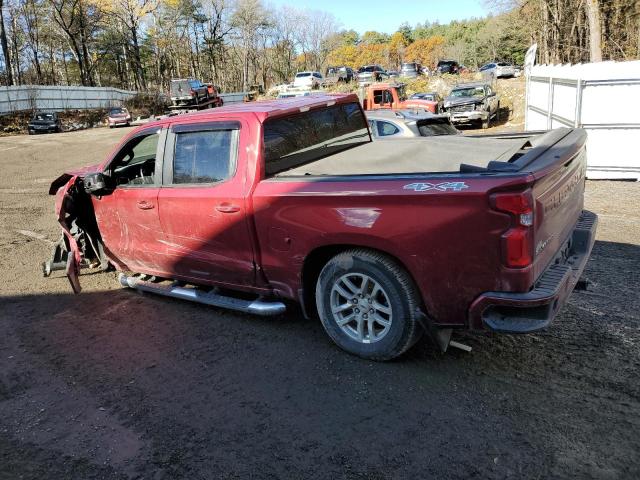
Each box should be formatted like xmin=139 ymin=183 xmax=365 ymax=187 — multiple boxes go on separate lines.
xmin=1 ymin=128 xmax=639 ymax=480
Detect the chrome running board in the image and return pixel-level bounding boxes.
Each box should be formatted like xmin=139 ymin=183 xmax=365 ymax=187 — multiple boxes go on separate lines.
xmin=118 ymin=273 xmax=286 ymax=316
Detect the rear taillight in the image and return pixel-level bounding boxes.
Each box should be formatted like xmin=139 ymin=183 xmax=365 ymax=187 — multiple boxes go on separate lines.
xmin=491 ymin=190 xmax=534 ymax=268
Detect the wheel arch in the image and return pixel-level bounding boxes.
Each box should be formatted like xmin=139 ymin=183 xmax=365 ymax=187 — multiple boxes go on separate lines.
xmin=299 ymin=244 xmax=428 ymax=320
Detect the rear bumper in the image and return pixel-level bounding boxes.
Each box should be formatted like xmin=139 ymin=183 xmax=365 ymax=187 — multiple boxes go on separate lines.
xmin=468 ymin=210 xmax=598 ymax=333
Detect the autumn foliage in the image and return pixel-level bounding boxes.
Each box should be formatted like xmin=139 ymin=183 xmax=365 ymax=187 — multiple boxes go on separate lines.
xmin=325 ymin=35 xmax=446 ymax=70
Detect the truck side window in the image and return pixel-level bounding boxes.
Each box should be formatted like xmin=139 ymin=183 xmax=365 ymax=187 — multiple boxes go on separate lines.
xmin=263 ymin=102 xmax=370 ymax=175
xmin=373 ymin=90 xmax=384 ymax=104
xmin=172 ymin=130 xmax=237 ymax=184
xmin=109 ymin=132 xmax=159 ymax=186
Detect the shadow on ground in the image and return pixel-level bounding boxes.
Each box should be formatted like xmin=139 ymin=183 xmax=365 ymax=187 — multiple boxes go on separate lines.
xmin=1 ymin=239 xmax=639 ymax=479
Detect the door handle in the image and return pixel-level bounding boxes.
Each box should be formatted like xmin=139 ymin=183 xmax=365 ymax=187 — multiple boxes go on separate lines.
xmin=136 ymin=200 xmax=155 ymax=210
xmin=215 ymin=203 xmax=240 ymax=213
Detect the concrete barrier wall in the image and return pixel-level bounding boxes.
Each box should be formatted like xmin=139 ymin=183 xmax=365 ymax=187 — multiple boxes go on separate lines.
xmin=0 ymin=85 xmax=138 ymax=114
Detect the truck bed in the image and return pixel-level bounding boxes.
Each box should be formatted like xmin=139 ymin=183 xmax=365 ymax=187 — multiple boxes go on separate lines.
xmin=278 ymin=135 xmax=534 ymax=176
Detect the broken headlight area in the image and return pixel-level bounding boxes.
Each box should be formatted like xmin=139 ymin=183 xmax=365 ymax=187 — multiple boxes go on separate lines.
xmin=43 ymin=176 xmax=110 ymax=290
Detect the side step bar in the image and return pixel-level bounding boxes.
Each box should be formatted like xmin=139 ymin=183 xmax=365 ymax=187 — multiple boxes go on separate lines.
xmin=118 ymin=273 xmax=286 ymax=317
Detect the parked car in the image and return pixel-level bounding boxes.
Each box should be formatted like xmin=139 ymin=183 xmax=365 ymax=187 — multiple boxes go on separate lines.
xmin=277 ymin=91 xmax=312 ymax=99
xmin=400 ymin=62 xmax=422 ymax=78
xmin=325 ymin=66 xmax=354 ymax=84
xmin=436 ymin=60 xmax=460 ymax=74
xmin=293 ymin=71 xmax=323 ymax=89
xmin=170 ymin=78 xmax=209 ymax=106
xmin=48 ymin=94 xmax=596 ymax=361
xmin=356 ymin=65 xmax=388 ymax=83
xmin=479 ymin=62 xmax=516 ymax=79
xmin=365 ymin=109 xmax=459 ymax=138
xmin=443 ymin=82 xmax=500 ymax=129
xmin=409 ymin=92 xmax=444 ymax=113
xmin=28 ymin=112 xmax=62 ymax=135
xmin=107 ymin=107 xmax=132 ymax=128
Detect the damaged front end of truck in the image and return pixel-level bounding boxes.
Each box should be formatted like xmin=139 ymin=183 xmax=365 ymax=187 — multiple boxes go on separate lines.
xmin=44 ymin=172 xmax=110 ymax=292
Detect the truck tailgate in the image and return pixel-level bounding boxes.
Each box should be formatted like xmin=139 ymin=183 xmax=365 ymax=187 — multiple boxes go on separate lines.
xmin=528 ymin=129 xmax=588 ymax=282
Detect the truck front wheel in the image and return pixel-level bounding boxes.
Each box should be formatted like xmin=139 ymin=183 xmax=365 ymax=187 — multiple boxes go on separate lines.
xmin=315 ymin=249 xmax=423 ymax=360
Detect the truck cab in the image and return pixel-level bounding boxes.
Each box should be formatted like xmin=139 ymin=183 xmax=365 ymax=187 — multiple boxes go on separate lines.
xmin=361 ymin=82 xmax=440 ymax=114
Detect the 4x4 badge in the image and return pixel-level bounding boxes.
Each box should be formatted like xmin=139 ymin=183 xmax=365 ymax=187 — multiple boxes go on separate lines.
xmin=403 ymin=182 xmax=469 ymax=192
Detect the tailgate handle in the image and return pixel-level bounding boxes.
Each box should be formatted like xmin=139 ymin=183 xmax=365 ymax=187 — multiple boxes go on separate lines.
xmin=216 ymin=203 xmax=240 ymax=213
xmin=136 ymin=200 xmax=155 ymax=210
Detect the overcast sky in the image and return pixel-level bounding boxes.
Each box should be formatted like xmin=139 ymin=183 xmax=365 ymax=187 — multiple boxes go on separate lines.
xmin=266 ymin=0 xmax=489 ymax=34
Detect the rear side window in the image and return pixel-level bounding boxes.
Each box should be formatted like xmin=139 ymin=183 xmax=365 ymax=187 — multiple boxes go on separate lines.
xmin=264 ymin=102 xmax=370 ymax=176
xmin=377 ymin=121 xmax=400 ymax=137
xmin=172 ymin=130 xmax=237 ymax=184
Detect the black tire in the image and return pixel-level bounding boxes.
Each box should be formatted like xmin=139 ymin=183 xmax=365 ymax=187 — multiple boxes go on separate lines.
xmin=315 ymin=249 xmax=423 ymax=361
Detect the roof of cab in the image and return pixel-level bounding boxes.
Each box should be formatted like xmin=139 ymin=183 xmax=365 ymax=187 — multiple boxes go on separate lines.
xmin=142 ymin=93 xmax=359 ymax=130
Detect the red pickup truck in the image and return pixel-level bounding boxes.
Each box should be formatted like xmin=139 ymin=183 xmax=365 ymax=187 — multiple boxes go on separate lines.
xmin=48 ymin=94 xmax=597 ymax=360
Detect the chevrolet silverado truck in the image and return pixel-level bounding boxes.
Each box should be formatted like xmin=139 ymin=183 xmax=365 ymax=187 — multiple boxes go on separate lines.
xmin=47 ymin=94 xmax=597 ymax=360
xmin=443 ymin=82 xmax=500 ymax=129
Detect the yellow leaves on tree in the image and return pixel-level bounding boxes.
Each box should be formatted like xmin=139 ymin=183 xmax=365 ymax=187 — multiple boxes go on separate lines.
xmin=356 ymin=43 xmax=387 ymax=66
xmin=403 ymin=36 xmax=445 ymax=67
xmin=326 ymin=45 xmax=359 ymax=67
xmin=325 ymin=35 xmax=445 ymax=69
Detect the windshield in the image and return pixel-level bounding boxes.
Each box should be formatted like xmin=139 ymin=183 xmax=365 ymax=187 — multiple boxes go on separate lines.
xmin=497 ymin=62 xmax=511 ymax=66
xmin=110 ymin=108 xmax=125 ymax=115
xmin=359 ymin=66 xmax=375 ymax=73
xmin=296 ymin=72 xmax=311 ymax=77
xmin=34 ymin=113 xmax=54 ymax=121
xmin=417 ymin=118 xmax=459 ymax=136
xmin=450 ymin=87 xmax=485 ymax=98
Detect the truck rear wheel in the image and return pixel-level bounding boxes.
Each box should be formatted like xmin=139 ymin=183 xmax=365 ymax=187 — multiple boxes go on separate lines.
xmin=315 ymin=249 xmax=423 ymax=360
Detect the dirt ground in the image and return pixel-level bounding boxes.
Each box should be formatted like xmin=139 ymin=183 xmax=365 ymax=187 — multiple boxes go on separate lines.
xmin=0 ymin=127 xmax=639 ymax=480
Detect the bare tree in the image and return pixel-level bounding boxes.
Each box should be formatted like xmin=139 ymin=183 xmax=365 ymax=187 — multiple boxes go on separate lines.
xmin=585 ymin=0 xmax=602 ymax=61
xmin=0 ymin=0 xmax=14 ymax=85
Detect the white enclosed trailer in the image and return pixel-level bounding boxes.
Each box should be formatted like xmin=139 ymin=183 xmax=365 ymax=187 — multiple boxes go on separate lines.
xmin=525 ymin=61 xmax=640 ymax=180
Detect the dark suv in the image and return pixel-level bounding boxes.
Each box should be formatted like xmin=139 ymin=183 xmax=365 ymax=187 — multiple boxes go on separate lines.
xmin=326 ymin=66 xmax=354 ymax=83
xmin=357 ymin=65 xmax=388 ymax=83
xmin=28 ymin=112 xmax=62 ymax=134
xmin=436 ymin=60 xmax=460 ymax=74
xmin=170 ymin=78 xmax=209 ymax=106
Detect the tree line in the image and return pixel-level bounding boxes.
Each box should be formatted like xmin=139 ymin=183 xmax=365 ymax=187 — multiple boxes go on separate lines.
xmin=0 ymin=0 xmax=637 ymax=93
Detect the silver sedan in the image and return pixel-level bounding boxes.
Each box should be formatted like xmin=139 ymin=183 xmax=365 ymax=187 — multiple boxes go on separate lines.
xmin=365 ymin=110 xmax=459 ymax=139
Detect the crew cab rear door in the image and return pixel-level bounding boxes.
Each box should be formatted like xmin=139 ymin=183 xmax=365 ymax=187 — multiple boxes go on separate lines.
xmin=157 ymin=120 xmax=256 ymax=287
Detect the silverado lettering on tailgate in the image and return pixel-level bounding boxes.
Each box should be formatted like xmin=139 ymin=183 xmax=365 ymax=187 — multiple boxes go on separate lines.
xmin=543 ymin=164 xmax=585 ymax=216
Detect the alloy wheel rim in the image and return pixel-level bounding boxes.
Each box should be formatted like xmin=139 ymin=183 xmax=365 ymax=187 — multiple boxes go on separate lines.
xmin=329 ymin=273 xmax=392 ymax=344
